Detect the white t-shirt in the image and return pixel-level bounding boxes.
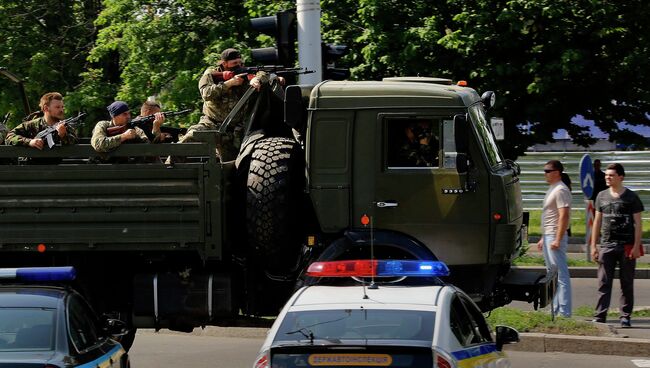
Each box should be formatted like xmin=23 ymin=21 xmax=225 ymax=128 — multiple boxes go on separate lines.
xmin=542 ymin=181 xmax=572 ymax=235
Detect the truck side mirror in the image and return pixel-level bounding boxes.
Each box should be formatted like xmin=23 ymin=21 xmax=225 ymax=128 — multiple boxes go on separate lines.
xmin=442 ymin=115 xmax=469 ymax=174
xmin=453 ymin=114 xmax=469 ymax=174
xmin=284 ymin=85 xmax=313 ymax=138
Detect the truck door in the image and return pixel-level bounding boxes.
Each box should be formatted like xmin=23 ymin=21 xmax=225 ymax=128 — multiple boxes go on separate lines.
xmin=353 ymin=113 xmax=490 ymax=266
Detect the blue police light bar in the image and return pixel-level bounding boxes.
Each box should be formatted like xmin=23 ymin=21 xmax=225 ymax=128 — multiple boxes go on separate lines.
xmin=306 ymin=260 xmax=449 ymax=277
xmin=0 ymin=267 xmax=76 ymax=282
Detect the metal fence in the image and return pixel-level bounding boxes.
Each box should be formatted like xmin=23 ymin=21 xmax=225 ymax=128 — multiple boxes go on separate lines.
xmin=516 ymin=151 xmax=650 ymax=212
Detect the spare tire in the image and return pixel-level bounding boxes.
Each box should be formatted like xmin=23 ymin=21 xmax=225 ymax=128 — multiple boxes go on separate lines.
xmin=246 ymin=137 xmax=304 ymax=274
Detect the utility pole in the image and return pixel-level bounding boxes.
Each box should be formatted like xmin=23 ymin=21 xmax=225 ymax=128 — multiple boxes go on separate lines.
xmin=296 ymin=0 xmax=322 ymax=84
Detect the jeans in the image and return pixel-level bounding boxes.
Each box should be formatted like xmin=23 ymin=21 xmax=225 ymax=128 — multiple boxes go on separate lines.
xmin=594 ymin=249 xmax=636 ymax=322
xmin=542 ymin=233 xmax=572 ymax=317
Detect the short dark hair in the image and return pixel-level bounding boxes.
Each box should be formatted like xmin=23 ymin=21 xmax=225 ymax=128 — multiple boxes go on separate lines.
xmin=546 ymin=160 xmax=564 ymax=172
xmin=140 ymin=101 xmax=161 ymax=115
xmin=606 ymin=163 xmax=625 ymax=177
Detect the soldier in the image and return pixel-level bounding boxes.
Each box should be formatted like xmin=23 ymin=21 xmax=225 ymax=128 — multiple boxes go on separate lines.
xmin=174 ymin=48 xmax=269 ymax=161
xmin=396 ymin=120 xmax=438 ymax=167
xmin=91 ymin=101 xmax=164 ymax=157
xmin=5 ymin=92 xmax=77 ymax=149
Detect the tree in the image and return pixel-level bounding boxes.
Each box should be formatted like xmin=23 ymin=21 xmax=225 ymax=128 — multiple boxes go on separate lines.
xmin=0 ymin=0 xmax=100 ymax=131
xmin=329 ymin=0 xmax=650 ymax=157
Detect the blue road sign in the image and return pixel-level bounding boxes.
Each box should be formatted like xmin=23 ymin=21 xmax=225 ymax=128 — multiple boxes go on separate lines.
xmin=579 ymin=154 xmax=594 ymax=199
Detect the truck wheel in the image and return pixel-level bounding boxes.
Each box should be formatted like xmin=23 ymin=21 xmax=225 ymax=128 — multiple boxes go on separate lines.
xmin=246 ymin=137 xmax=304 ymax=275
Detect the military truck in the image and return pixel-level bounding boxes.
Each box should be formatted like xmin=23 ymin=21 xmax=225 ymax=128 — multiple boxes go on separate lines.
xmin=0 ymin=77 xmax=554 ymax=349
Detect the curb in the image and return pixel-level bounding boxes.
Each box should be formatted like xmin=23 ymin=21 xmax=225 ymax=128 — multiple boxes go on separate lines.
xmin=504 ymin=332 xmax=650 ymax=357
xmin=512 ymin=265 xmax=650 ymax=279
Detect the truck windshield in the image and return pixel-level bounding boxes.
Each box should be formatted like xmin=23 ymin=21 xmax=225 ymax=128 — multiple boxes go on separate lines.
xmin=468 ymin=105 xmax=504 ymax=168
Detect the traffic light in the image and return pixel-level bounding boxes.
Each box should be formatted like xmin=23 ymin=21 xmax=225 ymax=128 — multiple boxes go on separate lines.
xmin=250 ymin=10 xmax=297 ymax=67
xmin=322 ymin=43 xmax=350 ymax=80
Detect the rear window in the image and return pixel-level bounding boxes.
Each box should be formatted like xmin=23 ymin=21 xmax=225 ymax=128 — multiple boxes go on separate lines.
xmin=274 ymin=309 xmax=434 ymax=344
xmin=0 ymin=308 xmax=56 ymax=351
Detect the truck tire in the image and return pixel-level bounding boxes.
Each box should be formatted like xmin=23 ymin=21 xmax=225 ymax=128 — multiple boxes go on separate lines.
xmin=246 ymin=137 xmax=304 ymax=275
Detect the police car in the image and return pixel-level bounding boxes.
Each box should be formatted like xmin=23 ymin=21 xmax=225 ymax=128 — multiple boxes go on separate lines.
xmin=0 ymin=267 xmax=130 ymax=367
xmin=253 ymin=260 xmax=519 ymax=368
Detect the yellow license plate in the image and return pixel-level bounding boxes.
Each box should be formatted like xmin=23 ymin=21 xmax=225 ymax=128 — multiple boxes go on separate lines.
xmin=308 ymin=353 xmax=393 ymax=366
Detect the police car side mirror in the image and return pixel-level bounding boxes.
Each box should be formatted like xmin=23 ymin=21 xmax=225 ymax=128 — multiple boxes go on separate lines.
xmin=103 ymin=318 xmax=129 ymax=337
xmin=495 ymin=325 xmax=520 ymax=351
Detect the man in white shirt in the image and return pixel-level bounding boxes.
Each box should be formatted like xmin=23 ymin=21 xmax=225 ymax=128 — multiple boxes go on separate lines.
xmin=537 ymin=160 xmax=572 ymax=317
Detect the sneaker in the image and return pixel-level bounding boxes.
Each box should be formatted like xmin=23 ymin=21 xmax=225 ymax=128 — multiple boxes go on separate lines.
xmin=620 ymin=317 xmax=631 ymax=328
xmin=591 ymin=318 xmax=606 ymax=323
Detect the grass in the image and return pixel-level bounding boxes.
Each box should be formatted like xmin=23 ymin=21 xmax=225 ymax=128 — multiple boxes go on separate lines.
xmin=485 ymin=307 xmax=601 ymax=336
xmin=527 ymin=210 xmax=650 ymax=238
xmin=574 ymin=305 xmax=650 ymax=318
xmin=513 ymin=254 xmax=650 ymax=268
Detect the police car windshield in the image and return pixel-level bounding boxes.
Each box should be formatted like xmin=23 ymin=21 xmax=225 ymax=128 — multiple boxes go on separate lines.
xmin=275 ymin=309 xmax=434 ymax=344
xmin=0 ymin=308 xmax=56 ymax=351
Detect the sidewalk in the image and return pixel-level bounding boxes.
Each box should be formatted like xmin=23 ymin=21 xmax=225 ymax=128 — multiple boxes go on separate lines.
xmin=505 ymin=317 xmax=650 ymax=357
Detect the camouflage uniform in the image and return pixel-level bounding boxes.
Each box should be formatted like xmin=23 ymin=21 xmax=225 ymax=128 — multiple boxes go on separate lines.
xmin=178 ymin=66 xmax=268 ymax=160
xmin=398 ymin=141 xmax=435 ymax=167
xmin=91 ymin=120 xmax=159 ymax=153
xmin=5 ymin=117 xmax=78 ymax=146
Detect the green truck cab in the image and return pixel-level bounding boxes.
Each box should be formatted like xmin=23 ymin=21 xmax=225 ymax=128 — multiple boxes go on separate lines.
xmin=0 ymin=77 xmax=554 ymax=349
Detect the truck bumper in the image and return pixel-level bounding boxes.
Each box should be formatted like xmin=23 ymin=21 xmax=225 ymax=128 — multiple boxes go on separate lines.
xmin=501 ymin=266 xmax=557 ymax=309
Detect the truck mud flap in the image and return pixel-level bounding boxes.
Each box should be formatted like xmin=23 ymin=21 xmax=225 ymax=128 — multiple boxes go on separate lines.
xmin=501 ymin=266 xmax=557 ymax=309
xmin=133 ymin=273 xmax=234 ymax=330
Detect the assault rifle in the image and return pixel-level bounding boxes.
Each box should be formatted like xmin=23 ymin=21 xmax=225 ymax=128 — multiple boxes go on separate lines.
xmin=106 ymin=109 xmax=191 ymax=141
xmin=0 ymin=112 xmax=9 ymax=132
xmin=0 ymin=112 xmax=9 ymax=144
xmin=211 ymin=66 xmax=314 ymax=83
xmin=34 ymin=112 xmax=87 ymax=149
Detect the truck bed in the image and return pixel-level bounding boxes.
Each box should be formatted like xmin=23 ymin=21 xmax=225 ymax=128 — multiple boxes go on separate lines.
xmin=0 ymin=143 xmax=228 ymax=260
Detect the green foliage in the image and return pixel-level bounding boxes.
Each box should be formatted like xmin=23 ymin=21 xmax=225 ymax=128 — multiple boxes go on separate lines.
xmin=486 ymin=307 xmax=601 ymax=335
xmin=527 ymin=209 xmax=650 ymax=238
xmin=0 ymin=0 xmax=648 ymax=148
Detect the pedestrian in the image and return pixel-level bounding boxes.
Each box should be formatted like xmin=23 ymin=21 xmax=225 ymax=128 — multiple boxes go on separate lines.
xmin=590 ymin=163 xmax=644 ymax=327
xmin=537 ymin=159 xmax=572 ymax=317
xmin=590 ymin=159 xmax=607 ymax=201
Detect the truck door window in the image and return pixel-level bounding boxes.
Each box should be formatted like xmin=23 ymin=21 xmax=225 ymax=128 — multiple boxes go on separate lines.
xmin=386 ymin=118 xmax=440 ymax=168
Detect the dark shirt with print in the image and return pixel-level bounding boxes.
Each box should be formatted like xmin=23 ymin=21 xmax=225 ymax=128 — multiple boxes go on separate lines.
xmin=595 ymin=188 xmax=644 ymax=253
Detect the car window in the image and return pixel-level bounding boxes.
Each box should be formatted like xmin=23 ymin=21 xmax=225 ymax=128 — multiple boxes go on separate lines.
xmin=386 ymin=118 xmax=442 ymax=168
xmin=0 ymin=308 xmax=56 ymax=351
xmin=449 ymin=294 xmax=492 ymax=346
xmin=274 ymin=309 xmax=435 ymax=343
xmin=67 ymin=294 xmax=102 ymax=352
xmin=460 ymin=296 xmax=493 ymax=343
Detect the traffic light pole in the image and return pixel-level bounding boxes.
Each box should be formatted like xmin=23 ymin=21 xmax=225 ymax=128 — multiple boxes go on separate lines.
xmin=297 ymin=0 xmax=323 ymax=84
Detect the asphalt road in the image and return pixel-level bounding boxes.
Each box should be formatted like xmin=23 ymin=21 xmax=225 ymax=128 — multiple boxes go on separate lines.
xmin=128 ymin=332 xmax=650 ymax=368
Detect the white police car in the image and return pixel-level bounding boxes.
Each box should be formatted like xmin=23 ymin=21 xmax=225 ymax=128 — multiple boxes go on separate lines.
xmin=253 ymin=260 xmax=518 ymax=368
xmin=0 ymin=267 xmax=130 ymax=367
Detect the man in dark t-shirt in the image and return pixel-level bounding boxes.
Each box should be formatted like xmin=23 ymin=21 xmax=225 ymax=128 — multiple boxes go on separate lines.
xmin=590 ymin=163 xmax=644 ymax=326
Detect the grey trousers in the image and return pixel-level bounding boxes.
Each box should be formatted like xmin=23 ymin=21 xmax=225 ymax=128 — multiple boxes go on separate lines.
xmin=594 ymin=249 xmax=636 ymax=321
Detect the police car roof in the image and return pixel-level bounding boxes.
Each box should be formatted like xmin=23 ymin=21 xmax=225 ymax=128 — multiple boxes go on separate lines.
xmin=0 ymin=285 xmax=66 ymax=308
xmin=289 ymin=285 xmax=445 ymax=311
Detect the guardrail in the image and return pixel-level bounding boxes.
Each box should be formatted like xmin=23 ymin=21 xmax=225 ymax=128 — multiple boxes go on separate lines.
xmin=516 ymin=151 xmax=650 ymax=212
